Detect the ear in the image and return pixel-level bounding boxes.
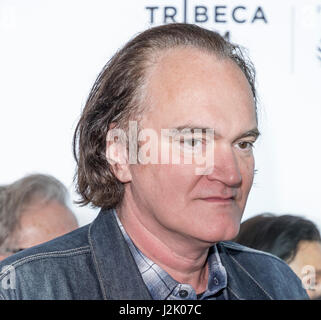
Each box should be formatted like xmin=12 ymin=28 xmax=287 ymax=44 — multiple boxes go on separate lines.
xmin=106 ymin=126 xmax=132 ymax=183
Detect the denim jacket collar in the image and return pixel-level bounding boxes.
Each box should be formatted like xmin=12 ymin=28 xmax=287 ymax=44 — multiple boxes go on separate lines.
xmin=89 ymin=209 xmax=272 ymax=300
xmin=217 ymin=243 xmax=273 ymax=300
xmin=88 ymin=209 xmax=152 ymax=300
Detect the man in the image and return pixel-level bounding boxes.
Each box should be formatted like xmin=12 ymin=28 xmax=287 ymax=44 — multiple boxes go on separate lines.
xmin=0 ymin=174 xmax=78 ymax=260
xmin=0 ymin=23 xmax=308 ymax=299
xmin=234 ymin=213 xmax=321 ymax=299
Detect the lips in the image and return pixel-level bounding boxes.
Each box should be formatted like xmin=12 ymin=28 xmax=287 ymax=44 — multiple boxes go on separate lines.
xmin=200 ymin=195 xmax=235 ymax=203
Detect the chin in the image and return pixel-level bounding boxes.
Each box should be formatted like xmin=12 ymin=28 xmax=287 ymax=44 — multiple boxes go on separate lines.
xmin=202 ymin=216 xmax=241 ymax=243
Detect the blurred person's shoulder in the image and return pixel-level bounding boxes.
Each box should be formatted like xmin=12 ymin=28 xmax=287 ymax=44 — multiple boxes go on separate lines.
xmin=218 ymin=241 xmax=309 ymax=300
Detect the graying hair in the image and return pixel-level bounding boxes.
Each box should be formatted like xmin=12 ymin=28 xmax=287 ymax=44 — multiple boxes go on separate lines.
xmin=0 ymin=174 xmax=70 ymax=250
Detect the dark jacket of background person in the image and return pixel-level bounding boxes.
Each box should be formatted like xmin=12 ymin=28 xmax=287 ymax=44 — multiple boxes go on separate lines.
xmin=0 ymin=209 xmax=309 ymax=300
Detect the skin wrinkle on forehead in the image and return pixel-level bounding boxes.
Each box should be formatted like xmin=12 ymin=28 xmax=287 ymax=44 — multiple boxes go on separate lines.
xmin=114 ymin=48 xmax=258 ymax=168
xmin=141 ymin=48 xmax=256 ymax=132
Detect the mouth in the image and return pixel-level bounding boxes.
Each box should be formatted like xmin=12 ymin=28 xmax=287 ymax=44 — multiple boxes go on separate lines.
xmin=200 ymin=196 xmax=235 ymax=204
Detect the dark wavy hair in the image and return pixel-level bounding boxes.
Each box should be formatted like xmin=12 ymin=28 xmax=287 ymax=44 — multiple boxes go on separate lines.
xmin=234 ymin=213 xmax=321 ymax=263
xmin=73 ymin=23 xmax=257 ymax=209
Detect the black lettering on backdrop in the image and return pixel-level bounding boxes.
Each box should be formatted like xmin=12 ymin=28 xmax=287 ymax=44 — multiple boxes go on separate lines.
xmin=145 ymin=3 xmax=268 ymax=26
xmin=146 ymin=7 xmax=159 ymax=24
xmin=195 ymin=6 xmax=208 ymax=23
xmin=164 ymin=7 xmax=177 ymax=23
xmin=232 ymin=6 xmax=246 ymax=23
xmin=251 ymin=6 xmax=268 ymax=23
xmin=222 ymin=31 xmax=230 ymax=41
xmin=214 ymin=6 xmax=227 ymax=23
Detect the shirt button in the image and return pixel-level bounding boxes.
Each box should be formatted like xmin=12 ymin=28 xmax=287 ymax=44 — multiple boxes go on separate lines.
xmin=214 ymin=277 xmax=219 ymax=285
xmin=179 ymin=290 xmax=189 ymax=298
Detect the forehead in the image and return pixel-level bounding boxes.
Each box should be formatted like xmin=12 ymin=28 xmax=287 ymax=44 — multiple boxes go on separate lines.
xmin=295 ymin=241 xmax=321 ymax=265
xmin=14 ymin=201 xmax=77 ymax=246
xmin=142 ymin=47 xmax=256 ymax=135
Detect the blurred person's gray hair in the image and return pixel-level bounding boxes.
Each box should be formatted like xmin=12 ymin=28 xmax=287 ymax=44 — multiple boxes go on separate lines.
xmin=0 ymin=174 xmax=71 ymax=250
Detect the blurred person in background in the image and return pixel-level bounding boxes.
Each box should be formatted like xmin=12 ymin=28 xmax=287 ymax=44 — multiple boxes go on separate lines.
xmin=0 ymin=174 xmax=78 ymax=260
xmin=234 ymin=213 xmax=321 ymax=299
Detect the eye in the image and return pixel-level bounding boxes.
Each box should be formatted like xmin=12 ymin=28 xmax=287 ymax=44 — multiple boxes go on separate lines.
xmin=236 ymin=141 xmax=254 ymax=151
xmin=183 ymin=138 xmax=202 ymax=148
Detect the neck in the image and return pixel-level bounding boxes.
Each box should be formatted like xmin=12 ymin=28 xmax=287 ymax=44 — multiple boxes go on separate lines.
xmin=116 ymin=194 xmax=211 ymax=293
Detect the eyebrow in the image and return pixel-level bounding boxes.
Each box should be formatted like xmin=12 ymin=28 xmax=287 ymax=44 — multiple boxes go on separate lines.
xmin=169 ymin=126 xmax=214 ymax=134
xmin=168 ymin=125 xmax=260 ymax=140
xmin=236 ymin=128 xmax=261 ymax=140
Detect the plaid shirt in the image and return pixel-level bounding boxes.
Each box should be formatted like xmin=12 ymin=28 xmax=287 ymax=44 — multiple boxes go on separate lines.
xmin=114 ymin=210 xmax=228 ymax=300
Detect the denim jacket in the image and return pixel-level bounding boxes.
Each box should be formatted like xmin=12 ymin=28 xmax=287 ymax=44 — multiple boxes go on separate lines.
xmin=0 ymin=209 xmax=309 ymax=300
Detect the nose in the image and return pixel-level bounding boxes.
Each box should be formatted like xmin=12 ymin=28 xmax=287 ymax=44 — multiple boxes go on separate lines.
xmin=206 ymin=144 xmax=242 ymax=188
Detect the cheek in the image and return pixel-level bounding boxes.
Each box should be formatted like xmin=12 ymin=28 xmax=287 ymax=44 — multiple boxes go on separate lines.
xmin=159 ymin=164 xmax=200 ymax=195
xmin=241 ymin=156 xmax=255 ymax=189
xmin=131 ymin=164 xmax=198 ymax=205
xmin=236 ymin=156 xmax=255 ymax=210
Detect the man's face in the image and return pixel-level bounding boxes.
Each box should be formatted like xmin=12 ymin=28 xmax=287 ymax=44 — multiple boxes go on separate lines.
xmin=122 ymin=48 xmax=258 ymax=247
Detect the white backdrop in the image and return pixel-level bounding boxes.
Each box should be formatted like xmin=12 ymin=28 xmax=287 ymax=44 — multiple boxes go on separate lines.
xmin=0 ymin=0 xmax=320 ymax=228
